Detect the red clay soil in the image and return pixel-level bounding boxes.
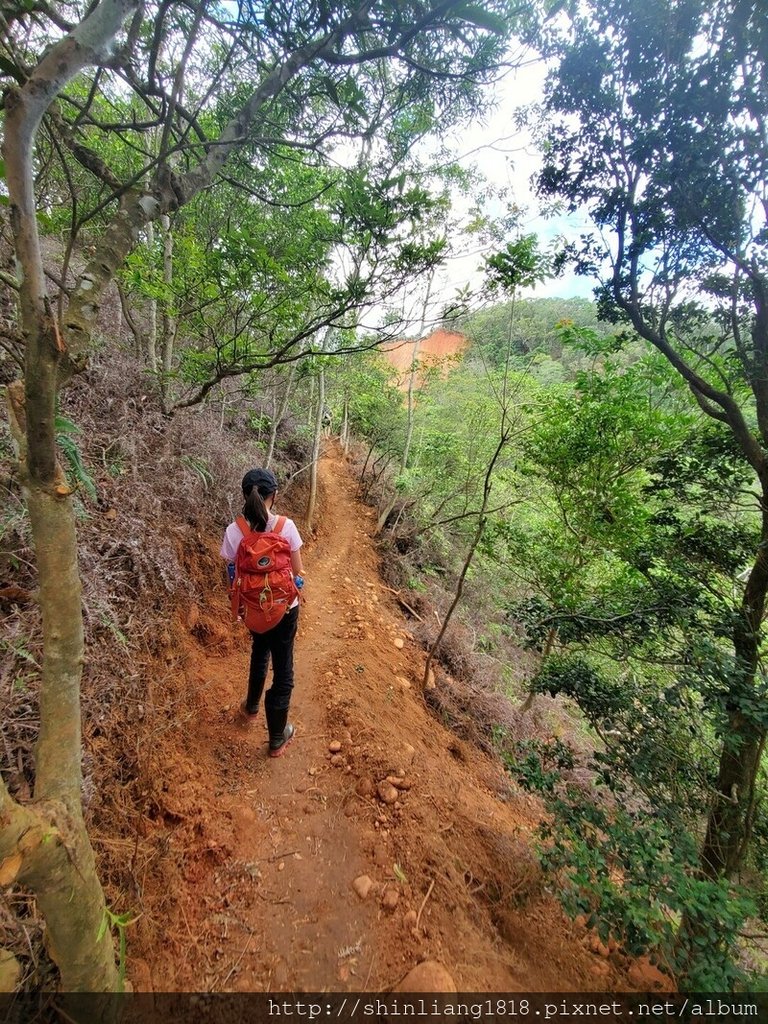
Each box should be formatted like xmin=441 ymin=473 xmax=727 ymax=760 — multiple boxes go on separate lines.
xmin=380 ymin=329 xmax=469 ymax=389
xmin=125 ymin=443 xmax=668 ymax=993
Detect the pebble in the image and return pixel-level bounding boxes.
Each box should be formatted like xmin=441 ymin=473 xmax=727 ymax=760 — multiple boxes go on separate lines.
xmin=330 ymin=754 xmax=345 ymax=767
xmin=329 ymin=740 xmax=342 ymax=753
xmin=396 ymin=676 xmax=411 ymax=689
xmin=382 ymin=888 xmax=400 ymax=912
xmin=356 ymin=778 xmax=375 ymax=798
xmin=393 ymin=638 xmax=405 ymax=649
xmin=393 ymin=961 xmax=456 ymax=992
xmin=278 ymin=862 xmax=285 ymax=872
xmin=403 ymin=910 xmax=418 ymax=929
xmin=377 ymin=781 xmax=399 ymax=805
xmin=386 ymin=775 xmax=406 ymax=789
xmin=352 ymin=875 xmax=373 ymax=900
xmin=587 ymin=935 xmax=610 ymax=957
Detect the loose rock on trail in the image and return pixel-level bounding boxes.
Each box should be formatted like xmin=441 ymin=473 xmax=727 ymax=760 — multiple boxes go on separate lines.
xmin=128 ymin=443 xmax=661 ymax=993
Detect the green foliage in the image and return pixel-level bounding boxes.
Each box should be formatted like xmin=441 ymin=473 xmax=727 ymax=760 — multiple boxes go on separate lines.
xmin=179 ymin=455 xmax=213 ymax=491
xmin=485 ymin=234 xmax=551 ymax=294
xmin=97 ymin=907 xmax=139 ymax=993
xmin=537 ymin=789 xmax=754 ymax=990
xmin=457 ymin=297 xmax=628 ymax=372
xmin=55 ymin=415 xmax=97 ymax=500
xmin=479 ymin=329 xmax=763 ymax=985
xmin=503 ymin=737 xmax=574 ymax=793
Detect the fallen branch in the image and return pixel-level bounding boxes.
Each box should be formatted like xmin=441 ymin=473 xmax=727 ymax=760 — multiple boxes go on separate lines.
xmin=380 ymin=585 xmax=424 ymax=622
xmin=415 ymin=878 xmax=435 ymax=933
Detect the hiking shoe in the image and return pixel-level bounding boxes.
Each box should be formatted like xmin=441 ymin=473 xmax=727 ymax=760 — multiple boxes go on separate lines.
xmin=239 ymin=701 xmax=259 ymax=721
xmin=268 ymin=723 xmax=295 ymax=758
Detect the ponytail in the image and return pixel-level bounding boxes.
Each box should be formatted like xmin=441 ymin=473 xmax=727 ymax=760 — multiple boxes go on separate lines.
xmin=243 ymin=488 xmax=270 ymax=532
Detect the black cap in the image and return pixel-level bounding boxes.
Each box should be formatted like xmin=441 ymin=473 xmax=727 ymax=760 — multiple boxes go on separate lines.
xmin=242 ymin=468 xmax=278 ymax=497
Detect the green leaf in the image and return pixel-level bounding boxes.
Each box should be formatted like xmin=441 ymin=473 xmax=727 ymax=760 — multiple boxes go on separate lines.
xmin=393 ymin=863 xmax=408 ymax=883
xmin=0 ymin=55 xmax=21 ymax=80
xmin=454 ymin=5 xmax=508 ymax=34
xmin=322 ymin=76 xmax=340 ymax=106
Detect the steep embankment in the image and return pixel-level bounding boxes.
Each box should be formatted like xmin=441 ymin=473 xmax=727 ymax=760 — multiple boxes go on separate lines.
xmin=128 ymin=443 xmax=665 ymax=993
xmin=380 ymin=329 xmax=469 ymax=387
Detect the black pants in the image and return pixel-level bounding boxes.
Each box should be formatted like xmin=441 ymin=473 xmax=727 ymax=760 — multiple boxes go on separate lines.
xmin=246 ymin=606 xmax=299 ymax=732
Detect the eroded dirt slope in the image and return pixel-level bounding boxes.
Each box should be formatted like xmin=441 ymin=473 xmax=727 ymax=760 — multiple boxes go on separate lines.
xmin=128 ymin=443 xmax=664 ymax=993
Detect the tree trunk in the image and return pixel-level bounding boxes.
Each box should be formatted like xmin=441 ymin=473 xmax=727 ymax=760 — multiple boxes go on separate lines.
xmin=423 ymin=427 xmax=510 ymax=689
xmin=401 ymin=267 xmax=434 ymax=472
xmin=4 ymin=290 xmax=119 ymax=994
xmin=700 ymin=507 xmax=768 ymax=877
xmin=116 ymin=282 xmax=144 ymax=361
xmin=0 ymin=782 xmax=118 ymax=991
xmin=145 ymin=220 xmax=158 ymax=372
xmin=359 ymin=442 xmax=376 ymax=486
xmin=306 ymin=362 xmax=325 ymax=532
xmin=306 ymin=377 xmax=315 ymax=428
xmin=341 ymin=394 xmax=350 ymax=453
xmin=401 ymin=335 xmax=422 ymax=473
xmin=266 ymin=364 xmax=297 ymax=469
xmin=1 ymin=1 xmax=141 ymax=990
xmin=159 ymin=213 xmax=177 ymax=411
xmin=376 ymin=493 xmax=398 ymax=534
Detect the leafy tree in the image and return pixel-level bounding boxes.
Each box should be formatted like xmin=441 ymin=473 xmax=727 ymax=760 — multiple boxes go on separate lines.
xmin=536 ymin=0 xmax=768 ymax=886
xmin=420 ymin=239 xmax=549 ymax=685
xmin=458 ymin=296 xmax=616 ymax=369
xmin=498 ymin=332 xmax=760 ymax=983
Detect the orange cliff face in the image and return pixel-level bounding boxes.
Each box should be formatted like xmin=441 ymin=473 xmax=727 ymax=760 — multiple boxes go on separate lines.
xmin=379 ymin=328 xmax=469 ymax=390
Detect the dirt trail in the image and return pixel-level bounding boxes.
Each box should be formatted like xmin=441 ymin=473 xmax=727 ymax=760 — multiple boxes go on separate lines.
xmin=133 ymin=444 xmax=662 ymax=993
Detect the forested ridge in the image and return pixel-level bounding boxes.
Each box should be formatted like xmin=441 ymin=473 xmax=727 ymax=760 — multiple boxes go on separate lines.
xmin=1 ymin=0 xmax=767 ymax=997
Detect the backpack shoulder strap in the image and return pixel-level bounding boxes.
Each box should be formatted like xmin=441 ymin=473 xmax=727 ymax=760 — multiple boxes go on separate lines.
xmin=235 ymin=515 xmax=252 ymax=538
xmin=273 ymin=515 xmax=287 ymax=535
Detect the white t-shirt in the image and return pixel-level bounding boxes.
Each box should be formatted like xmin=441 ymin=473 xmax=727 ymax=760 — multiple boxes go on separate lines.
xmin=220 ymin=513 xmax=303 ymax=610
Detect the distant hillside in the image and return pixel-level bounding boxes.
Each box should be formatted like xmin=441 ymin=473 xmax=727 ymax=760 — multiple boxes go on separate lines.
xmin=380 ymin=328 xmax=469 ymax=388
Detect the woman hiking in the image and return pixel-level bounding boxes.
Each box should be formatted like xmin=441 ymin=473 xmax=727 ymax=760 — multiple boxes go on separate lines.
xmin=221 ymin=468 xmax=304 ymax=757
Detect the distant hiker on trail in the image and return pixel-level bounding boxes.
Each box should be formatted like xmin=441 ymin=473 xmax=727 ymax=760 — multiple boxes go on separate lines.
xmin=221 ymin=468 xmax=305 ymax=758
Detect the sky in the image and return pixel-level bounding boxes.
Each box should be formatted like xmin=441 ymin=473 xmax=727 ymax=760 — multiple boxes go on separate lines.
xmin=415 ymin=55 xmax=595 ymax=328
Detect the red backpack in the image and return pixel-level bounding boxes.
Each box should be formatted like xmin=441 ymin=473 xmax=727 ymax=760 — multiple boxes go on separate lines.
xmin=230 ymin=515 xmax=298 ymax=633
